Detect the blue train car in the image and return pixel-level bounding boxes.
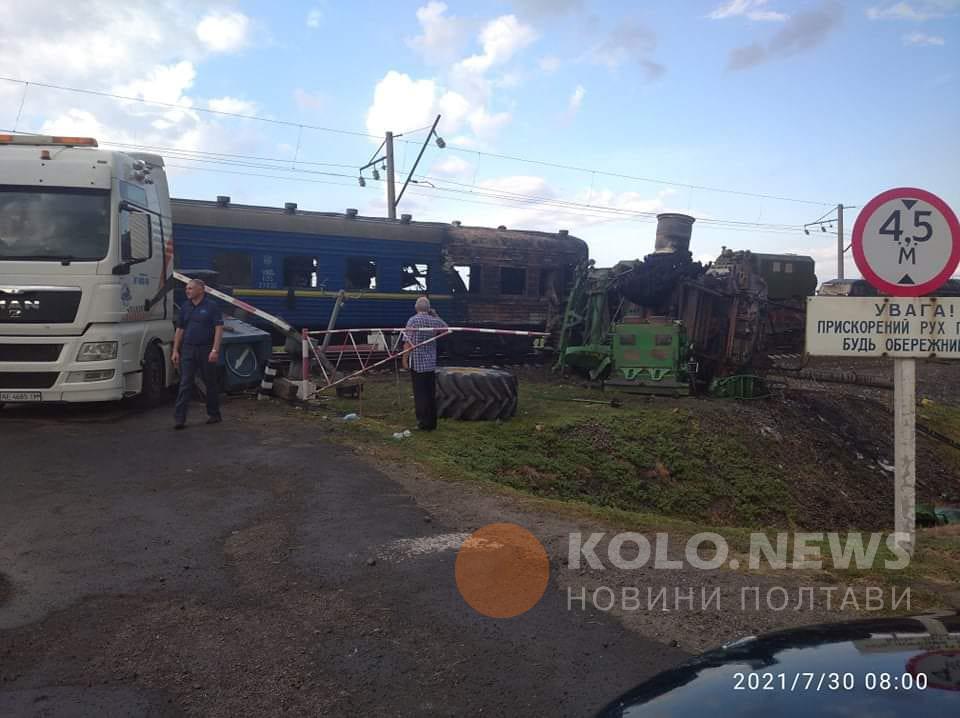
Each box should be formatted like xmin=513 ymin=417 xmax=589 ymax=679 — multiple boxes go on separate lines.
xmin=171 ymin=197 xmax=588 ymax=354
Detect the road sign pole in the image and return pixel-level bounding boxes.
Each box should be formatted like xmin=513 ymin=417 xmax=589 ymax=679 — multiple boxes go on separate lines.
xmin=837 ymin=203 xmax=844 ymax=280
xmin=894 ymin=357 xmax=916 ymax=556
xmin=847 ymin=187 xmax=960 ymax=558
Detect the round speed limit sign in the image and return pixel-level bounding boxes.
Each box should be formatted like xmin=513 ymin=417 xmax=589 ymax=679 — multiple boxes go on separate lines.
xmin=852 ymin=187 xmax=960 ymax=296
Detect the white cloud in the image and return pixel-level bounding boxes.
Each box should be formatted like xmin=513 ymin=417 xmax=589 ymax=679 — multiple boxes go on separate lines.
xmin=455 ymin=14 xmax=537 ymax=73
xmin=468 ymin=107 xmax=512 ymax=138
xmin=306 ymin=8 xmax=323 ymax=28
xmin=366 ymin=71 xmax=444 ymax=138
xmin=511 ymin=0 xmax=583 ymax=19
xmin=39 ymin=108 xmax=111 ymax=139
xmin=113 ymin=60 xmax=197 ymax=105
xmin=293 ymin=88 xmax=325 ymax=111
xmin=568 ymin=84 xmax=585 ymax=113
xmin=195 ymin=11 xmax=250 ymax=53
xmin=0 ymin=3 xmax=190 ymax=87
xmin=0 ymin=2 xmax=270 ymax=180
xmin=207 ymin=96 xmax=257 ymax=115
xmin=479 ymin=175 xmax=554 ymax=197
xmin=586 ymin=23 xmax=665 ymax=78
xmin=866 ymin=1 xmax=958 ymax=20
xmin=430 ymin=156 xmax=473 ymax=178
xmin=709 ymin=0 xmax=788 ymax=21
xmin=408 ymin=2 xmax=469 ymax=65
xmin=442 ymin=177 xmax=676 ymax=240
xmin=437 ymin=90 xmax=472 ymax=128
xmin=495 ymin=72 xmax=523 ymax=89
xmin=904 ymin=31 xmax=946 ymax=43
xmin=539 ymin=55 xmax=562 ymax=72
xmin=368 ymin=8 xmax=535 ymax=149
xmin=449 ymin=135 xmax=481 ymax=149
xmin=365 ymin=67 xmax=509 ymax=143
xmin=728 ymin=3 xmax=844 ymax=70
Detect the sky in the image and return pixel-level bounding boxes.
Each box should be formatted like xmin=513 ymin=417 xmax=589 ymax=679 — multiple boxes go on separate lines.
xmin=1 ymin=0 xmax=958 ymax=280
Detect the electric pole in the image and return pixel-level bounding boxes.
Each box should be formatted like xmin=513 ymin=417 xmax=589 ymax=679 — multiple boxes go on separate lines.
xmin=385 ymin=131 xmax=397 ymax=220
xmin=804 ymin=203 xmax=855 ymax=280
xmin=358 ymin=116 xmax=445 ymax=220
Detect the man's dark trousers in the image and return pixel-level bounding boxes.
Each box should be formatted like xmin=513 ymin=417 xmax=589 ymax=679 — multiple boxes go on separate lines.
xmin=410 ymin=369 xmax=437 ymax=430
xmin=174 ymin=344 xmax=221 ymax=424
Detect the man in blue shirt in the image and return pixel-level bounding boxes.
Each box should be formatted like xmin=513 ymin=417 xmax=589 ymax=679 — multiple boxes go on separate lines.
xmin=172 ymin=278 xmax=224 ymax=429
xmin=401 ymin=297 xmax=448 ymax=430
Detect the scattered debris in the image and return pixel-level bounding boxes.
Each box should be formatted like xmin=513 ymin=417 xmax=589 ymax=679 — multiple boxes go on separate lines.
xmin=342 ymin=413 xmax=359 ymax=422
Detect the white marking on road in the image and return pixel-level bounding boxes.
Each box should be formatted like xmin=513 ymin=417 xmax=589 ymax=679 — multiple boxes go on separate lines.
xmin=378 ymin=532 xmax=471 ymax=561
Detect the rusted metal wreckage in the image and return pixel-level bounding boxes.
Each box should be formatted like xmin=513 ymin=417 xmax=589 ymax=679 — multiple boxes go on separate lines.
xmin=555 ymin=213 xmax=816 ymax=395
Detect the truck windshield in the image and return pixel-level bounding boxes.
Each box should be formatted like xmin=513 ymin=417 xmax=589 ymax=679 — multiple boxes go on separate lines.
xmin=0 ymin=186 xmax=111 ymax=261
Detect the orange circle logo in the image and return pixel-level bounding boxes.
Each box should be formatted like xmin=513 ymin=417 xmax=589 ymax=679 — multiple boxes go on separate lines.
xmin=455 ymin=523 xmax=550 ymax=618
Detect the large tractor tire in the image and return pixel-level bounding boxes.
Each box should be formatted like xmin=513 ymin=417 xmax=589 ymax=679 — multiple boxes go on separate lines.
xmin=436 ymin=367 xmax=518 ymax=421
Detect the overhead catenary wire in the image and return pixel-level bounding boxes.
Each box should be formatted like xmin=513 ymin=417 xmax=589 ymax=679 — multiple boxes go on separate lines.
xmin=0 ymin=74 xmax=834 ymax=207
xmin=158 ymin=158 xmax=807 ymax=236
xmin=0 ymin=75 xmax=378 ymax=139
xmin=2 ymin=126 xmax=813 ymax=236
xmin=411 ymin=173 xmax=803 ymax=231
xmin=13 ymin=125 xmax=805 ymax=233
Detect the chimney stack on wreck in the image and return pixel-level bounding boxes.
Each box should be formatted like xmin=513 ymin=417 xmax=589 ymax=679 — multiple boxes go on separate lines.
xmin=654 ymin=213 xmax=695 ymax=254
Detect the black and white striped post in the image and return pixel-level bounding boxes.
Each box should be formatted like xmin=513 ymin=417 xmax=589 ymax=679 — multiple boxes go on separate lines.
xmin=258 ymin=363 xmax=277 ymax=400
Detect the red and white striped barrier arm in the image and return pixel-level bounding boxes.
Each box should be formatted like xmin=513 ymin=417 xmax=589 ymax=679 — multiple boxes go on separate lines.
xmin=315 ymin=329 xmax=453 ymax=393
xmin=307 ymin=326 xmax=550 ymax=337
xmin=174 ymin=271 xmax=297 ymax=338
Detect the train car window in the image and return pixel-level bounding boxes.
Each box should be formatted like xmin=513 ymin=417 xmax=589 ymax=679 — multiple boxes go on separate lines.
xmin=772 ymin=261 xmax=782 ymax=273
xmin=785 ymin=262 xmax=794 ymax=273
xmin=284 ymin=256 xmax=319 ymax=288
xmin=212 ymin=252 xmax=252 ymax=286
xmin=539 ymin=268 xmax=562 ymax=300
xmin=401 ymin=263 xmax=429 ymax=292
xmin=452 ymin=265 xmax=482 ymax=294
xmin=501 ymin=267 xmax=526 ymax=295
xmin=345 ymin=257 xmax=377 ymax=290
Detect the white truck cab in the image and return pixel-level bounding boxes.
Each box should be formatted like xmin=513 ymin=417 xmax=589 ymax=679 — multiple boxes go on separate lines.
xmin=0 ymin=134 xmax=176 ymax=403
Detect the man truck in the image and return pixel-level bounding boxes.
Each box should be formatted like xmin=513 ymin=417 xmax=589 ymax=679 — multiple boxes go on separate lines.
xmin=0 ymin=134 xmax=176 ymax=404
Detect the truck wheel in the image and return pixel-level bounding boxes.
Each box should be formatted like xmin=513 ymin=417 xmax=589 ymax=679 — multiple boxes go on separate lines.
xmin=436 ymin=367 xmax=518 ymax=421
xmin=136 ymin=343 xmax=167 ymax=408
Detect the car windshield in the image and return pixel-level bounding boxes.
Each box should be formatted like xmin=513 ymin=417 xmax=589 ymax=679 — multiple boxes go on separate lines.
xmin=0 ymin=186 xmax=111 ymax=261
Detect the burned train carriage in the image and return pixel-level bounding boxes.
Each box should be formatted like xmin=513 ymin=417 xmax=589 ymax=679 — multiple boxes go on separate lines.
xmin=171 ymin=198 xmax=587 ymax=354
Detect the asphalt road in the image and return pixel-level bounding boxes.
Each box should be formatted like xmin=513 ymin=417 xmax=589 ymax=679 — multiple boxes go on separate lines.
xmin=0 ymin=397 xmax=686 ymax=717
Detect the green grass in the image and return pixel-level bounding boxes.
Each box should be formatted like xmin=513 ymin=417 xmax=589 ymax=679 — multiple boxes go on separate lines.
xmin=919 ymin=400 xmax=960 ymax=473
xmin=294 ymin=374 xmax=960 ymax=607
xmin=309 ymin=374 xmax=795 ymax=528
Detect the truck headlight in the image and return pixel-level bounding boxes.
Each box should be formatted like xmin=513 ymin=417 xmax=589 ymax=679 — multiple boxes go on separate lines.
xmin=77 ymin=341 xmax=118 ymax=362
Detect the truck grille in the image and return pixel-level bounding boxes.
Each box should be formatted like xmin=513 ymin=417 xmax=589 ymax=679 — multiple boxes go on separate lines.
xmin=0 ymin=344 xmax=63 ymax=362
xmin=0 ymin=372 xmax=59 ymax=389
xmin=0 ymin=288 xmax=82 ymax=324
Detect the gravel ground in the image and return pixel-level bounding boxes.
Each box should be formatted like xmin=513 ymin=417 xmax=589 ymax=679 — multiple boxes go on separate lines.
xmin=0 ymin=398 xmax=684 ymax=717
xmin=1 ymin=389 xmax=952 ymax=717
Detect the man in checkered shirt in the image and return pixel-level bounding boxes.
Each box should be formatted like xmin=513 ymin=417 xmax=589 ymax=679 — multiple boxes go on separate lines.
xmin=402 ymin=297 xmax=449 ymax=430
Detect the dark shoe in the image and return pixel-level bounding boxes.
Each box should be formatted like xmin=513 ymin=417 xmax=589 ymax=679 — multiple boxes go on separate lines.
xmin=206 ymin=415 xmax=222 ymax=425
xmin=174 ymin=423 xmax=185 ymax=430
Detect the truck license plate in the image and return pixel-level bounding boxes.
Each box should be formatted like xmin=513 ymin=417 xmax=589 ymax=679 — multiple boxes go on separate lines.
xmin=0 ymin=391 xmax=42 ymax=402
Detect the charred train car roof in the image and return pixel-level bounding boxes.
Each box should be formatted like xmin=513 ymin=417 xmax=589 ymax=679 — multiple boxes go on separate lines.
xmin=170 ymin=198 xmax=588 ymax=257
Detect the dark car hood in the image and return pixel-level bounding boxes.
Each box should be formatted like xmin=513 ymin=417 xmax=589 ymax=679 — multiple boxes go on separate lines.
xmin=599 ymin=612 xmax=960 ymax=717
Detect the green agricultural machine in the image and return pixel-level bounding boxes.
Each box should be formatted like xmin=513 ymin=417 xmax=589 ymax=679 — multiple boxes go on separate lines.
xmin=554 ymin=261 xmax=696 ymax=395
xmin=555 ymin=213 xmax=783 ymax=398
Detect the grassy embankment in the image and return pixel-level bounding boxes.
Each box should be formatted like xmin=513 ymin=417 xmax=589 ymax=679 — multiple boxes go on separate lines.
xmin=298 ymin=372 xmax=960 ymax=603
